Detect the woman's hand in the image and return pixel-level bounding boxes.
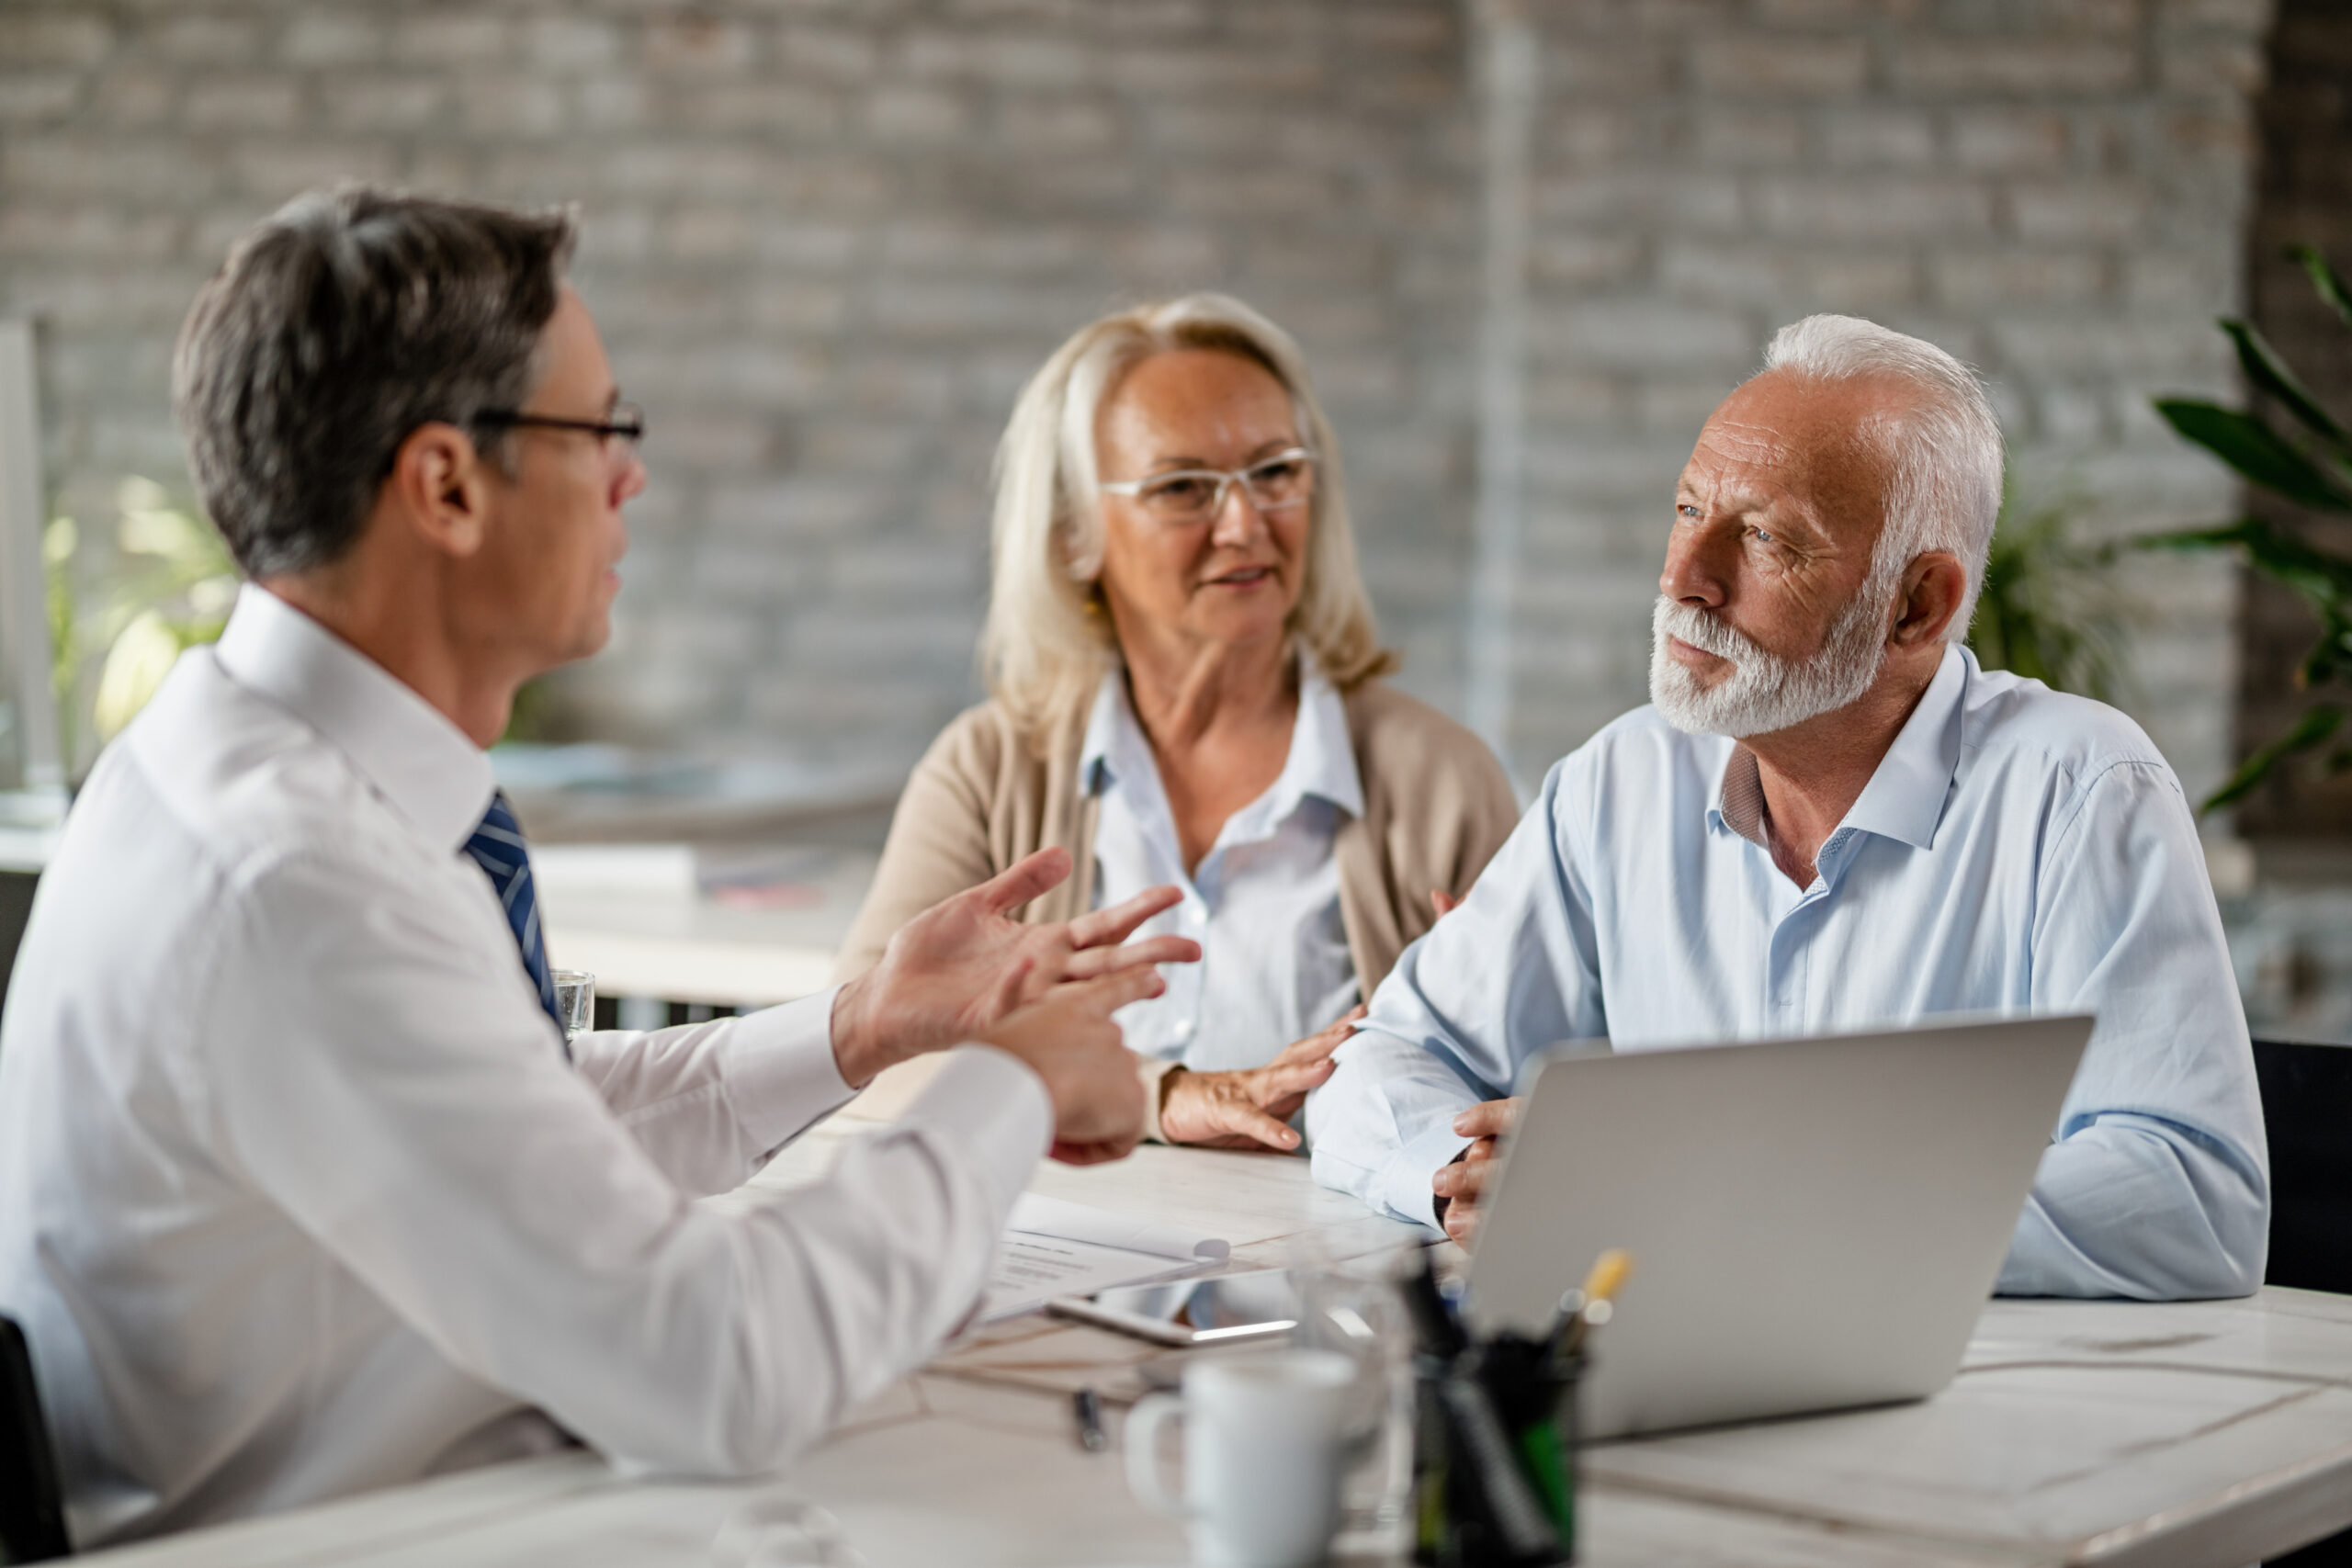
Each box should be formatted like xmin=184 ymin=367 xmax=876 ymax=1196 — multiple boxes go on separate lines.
xmin=1155 ymin=1004 xmax=1367 ymax=1150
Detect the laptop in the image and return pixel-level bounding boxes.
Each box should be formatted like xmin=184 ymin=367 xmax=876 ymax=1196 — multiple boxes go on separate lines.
xmin=1462 ymin=1015 xmax=2093 ymax=1439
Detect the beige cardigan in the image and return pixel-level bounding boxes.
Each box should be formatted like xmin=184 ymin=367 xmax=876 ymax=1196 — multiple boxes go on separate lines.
xmin=836 ymin=682 xmax=1521 ymax=1080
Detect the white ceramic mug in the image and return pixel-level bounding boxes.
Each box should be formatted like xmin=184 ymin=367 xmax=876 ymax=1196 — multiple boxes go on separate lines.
xmin=1125 ymin=1348 xmax=1356 ymax=1568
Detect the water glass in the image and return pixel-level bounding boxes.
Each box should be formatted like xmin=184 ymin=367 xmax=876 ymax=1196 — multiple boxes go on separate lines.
xmin=552 ymin=968 xmax=595 ymax=1038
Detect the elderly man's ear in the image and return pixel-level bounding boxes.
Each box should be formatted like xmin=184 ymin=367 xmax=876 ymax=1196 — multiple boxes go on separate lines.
xmin=1891 ymin=551 xmax=1968 ymax=649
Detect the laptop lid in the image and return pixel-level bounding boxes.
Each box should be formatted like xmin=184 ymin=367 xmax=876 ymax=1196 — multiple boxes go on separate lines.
xmin=1463 ymin=1014 xmax=2092 ymax=1439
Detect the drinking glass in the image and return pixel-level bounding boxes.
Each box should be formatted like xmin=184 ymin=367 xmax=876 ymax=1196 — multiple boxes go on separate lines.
xmin=551 ymin=969 xmax=594 ymax=1039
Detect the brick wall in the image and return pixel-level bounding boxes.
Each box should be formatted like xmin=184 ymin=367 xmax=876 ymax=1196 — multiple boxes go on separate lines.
xmin=0 ymin=0 xmax=1477 ymax=770
xmin=0 ymin=0 xmax=2278 ymax=804
xmin=1502 ymin=0 xmax=2272 ymax=802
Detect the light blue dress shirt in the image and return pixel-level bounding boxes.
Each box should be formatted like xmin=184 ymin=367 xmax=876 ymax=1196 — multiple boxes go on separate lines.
xmin=1086 ymin=663 xmax=1363 ymax=1072
xmin=1305 ymin=645 xmax=2268 ymax=1300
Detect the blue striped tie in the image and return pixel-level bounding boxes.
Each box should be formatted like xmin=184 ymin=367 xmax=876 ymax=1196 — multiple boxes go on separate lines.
xmin=464 ymin=790 xmax=569 ymax=1058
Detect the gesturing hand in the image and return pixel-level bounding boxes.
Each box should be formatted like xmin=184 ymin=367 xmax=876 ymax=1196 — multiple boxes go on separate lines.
xmin=831 ymin=848 xmax=1200 ymax=1088
xmin=1432 ymin=1096 xmax=1524 ymax=1248
xmin=982 ymin=966 xmax=1167 ymax=1166
xmin=1156 ymin=1004 xmax=1368 ymax=1151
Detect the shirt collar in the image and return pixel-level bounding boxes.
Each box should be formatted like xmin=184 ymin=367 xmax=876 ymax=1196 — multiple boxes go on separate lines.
xmin=1709 ymin=641 xmax=1970 ymax=853
xmin=1840 ymin=642 xmax=1969 ymax=851
xmin=1080 ymin=655 xmax=1366 ymax=822
xmin=212 ymin=584 xmax=497 ymax=852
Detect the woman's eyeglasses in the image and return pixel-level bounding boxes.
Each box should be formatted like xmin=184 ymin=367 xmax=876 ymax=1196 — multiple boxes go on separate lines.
xmin=473 ymin=401 xmax=645 ymax=462
xmin=1099 ymin=447 xmax=1317 ymax=524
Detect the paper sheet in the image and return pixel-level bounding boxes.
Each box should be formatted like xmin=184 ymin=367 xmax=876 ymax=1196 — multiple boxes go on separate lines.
xmin=978 ymin=1194 xmax=1230 ymax=1323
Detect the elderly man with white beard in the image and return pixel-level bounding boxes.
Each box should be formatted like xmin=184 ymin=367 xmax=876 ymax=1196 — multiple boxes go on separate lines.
xmin=1305 ymin=314 xmax=2267 ymax=1300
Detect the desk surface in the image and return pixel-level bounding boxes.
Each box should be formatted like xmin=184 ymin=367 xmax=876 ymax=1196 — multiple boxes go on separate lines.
xmin=84 ymin=1126 xmax=2352 ymax=1568
xmin=534 ymin=844 xmax=874 ymax=1008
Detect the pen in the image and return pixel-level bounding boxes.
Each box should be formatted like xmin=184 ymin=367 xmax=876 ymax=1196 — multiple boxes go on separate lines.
xmin=1072 ymin=1386 xmax=1107 ymax=1453
xmin=1405 ymin=1247 xmax=1466 ymax=1359
xmin=1550 ymin=1248 xmax=1634 ymax=1365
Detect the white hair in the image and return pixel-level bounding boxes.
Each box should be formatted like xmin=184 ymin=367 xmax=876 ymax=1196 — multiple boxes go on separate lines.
xmin=1761 ymin=313 xmax=2007 ymax=643
xmin=979 ymin=293 xmax=1394 ymax=741
xmin=1646 ymin=315 xmax=2006 ymax=739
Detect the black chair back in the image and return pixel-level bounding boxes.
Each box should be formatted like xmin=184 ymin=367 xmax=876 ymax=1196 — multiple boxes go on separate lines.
xmin=0 ymin=1314 xmax=68 ymax=1562
xmin=2253 ymin=1038 xmax=2352 ymax=1296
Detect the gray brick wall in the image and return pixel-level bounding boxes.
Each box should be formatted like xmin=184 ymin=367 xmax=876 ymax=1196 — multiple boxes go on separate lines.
xmin=0 ymin=0 xmax=2276 ymax=805
xmin=1 ymin=0 xmax=1478 ymax=772
xmin=1503 ymin=0 xmax=2271 ymax=802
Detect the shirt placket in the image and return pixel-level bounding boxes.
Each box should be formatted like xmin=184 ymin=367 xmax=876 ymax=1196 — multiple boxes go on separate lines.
xmin=1166 ymin=849 xmax=1216 ymax=1051
xmin=1770 ymin=828 xmax=1860 ymax=1031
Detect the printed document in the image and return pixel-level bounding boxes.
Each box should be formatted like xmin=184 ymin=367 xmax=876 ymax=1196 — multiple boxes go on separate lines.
xmin=980 ymin=1193 xmax=1230 ymax=1322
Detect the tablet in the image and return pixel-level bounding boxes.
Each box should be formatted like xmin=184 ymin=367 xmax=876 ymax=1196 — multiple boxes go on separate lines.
xmin=1047 ymin=1269 xmax=1302 ymax=1348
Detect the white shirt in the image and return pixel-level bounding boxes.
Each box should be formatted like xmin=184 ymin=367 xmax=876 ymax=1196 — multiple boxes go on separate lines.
xmin=0 ymin=586 xmax=1051 ymax=1548
xmin=1085 ymin=663 xmax=1363 ymax=1073
xmin=1307 ymin=645 xmax=2268 ymax=1300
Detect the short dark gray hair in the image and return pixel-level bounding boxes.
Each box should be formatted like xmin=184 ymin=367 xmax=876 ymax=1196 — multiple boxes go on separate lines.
xmin=174 ymin=186 xmax=578 ymax=578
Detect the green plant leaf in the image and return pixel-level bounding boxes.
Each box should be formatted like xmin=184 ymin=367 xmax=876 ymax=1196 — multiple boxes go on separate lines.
xmin=2221 ymin=319 xmax=2350 ymax=450
xmin=2203 ymin=703 xmax=2347 ymax=813
xmin=2292 ymin=244 xmax=2352 ymax=331
xmin=2154 ymin=400 xmax=2352 ymax=513
xmin=2132 ymin=517 xmax=2352 ymax=606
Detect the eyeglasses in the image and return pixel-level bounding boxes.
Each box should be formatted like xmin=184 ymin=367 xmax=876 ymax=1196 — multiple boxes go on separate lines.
xmin=473 ymin=401 xmax=645 ymax=462
xmin=1099 ymin=447 xmax=1317 ymax=524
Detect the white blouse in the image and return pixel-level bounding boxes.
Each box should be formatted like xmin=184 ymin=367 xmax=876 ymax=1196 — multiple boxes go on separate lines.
xmin=1083 ymin=662 xmax=1363 ymax=1073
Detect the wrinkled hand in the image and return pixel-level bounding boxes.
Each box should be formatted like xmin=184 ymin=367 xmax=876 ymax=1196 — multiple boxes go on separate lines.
xmin=982 ymin=966 xmax=1167 ymax=1166
xmin=1157 ymin=1004 xmax=1368 ymax=1151
xmin=1432 ymin=1096 xmax=1523 ymax=1248
xmin=831 ymin=848 xmax=1200 ymax=1087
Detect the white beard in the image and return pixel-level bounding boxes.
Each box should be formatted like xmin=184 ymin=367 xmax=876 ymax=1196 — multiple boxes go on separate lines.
xmin=1648 ymin=584 xmax=1894 ymax=739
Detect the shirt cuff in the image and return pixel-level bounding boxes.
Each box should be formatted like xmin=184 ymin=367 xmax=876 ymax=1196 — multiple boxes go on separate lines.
xmin=1137 ymin=1054 xmax=1180 ymax=1144
xmin=899 ymin=1045 xmax=1055 ymax=1215
xmin=720 ymin=986 xmax=855 ymax=1152
xmin=1385 ymin=1121 xmax=1476 ymax=1233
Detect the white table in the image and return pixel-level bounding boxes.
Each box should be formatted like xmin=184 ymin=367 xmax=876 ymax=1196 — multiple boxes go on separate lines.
xmin=77 ymin=1124 xmax=2352 ymax=1568
xmin=532 ymin=844 xmax=874 ymax=1010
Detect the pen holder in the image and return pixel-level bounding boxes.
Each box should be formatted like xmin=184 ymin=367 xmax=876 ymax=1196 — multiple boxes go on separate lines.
xmin=1410 ymin=1339 xmax=1583 ymax=1568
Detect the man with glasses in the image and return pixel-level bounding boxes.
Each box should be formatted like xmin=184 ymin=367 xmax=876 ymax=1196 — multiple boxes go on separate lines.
xmin=0 ymin=187 xmax=1196 ymax=1547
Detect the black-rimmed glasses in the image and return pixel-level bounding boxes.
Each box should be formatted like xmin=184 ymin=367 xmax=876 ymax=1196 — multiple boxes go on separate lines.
xmin=474 ymin=400 xmax=645 ymax=461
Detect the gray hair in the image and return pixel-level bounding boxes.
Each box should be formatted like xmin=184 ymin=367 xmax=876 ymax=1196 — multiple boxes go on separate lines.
xmin=174 ymin=186 xmax=578 ymax=578
xmin=980 ymin=292 xmax=1395 ymax=739
xmin=1762 ymin=314 xmax=2005 ymax=642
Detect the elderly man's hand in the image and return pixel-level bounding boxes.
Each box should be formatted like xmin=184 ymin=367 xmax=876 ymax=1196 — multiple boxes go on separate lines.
xmin=982 ymin=966 xmax=1166 ymax=1165
xmin=1432 ymin=1096 xmax=1523 ymax=1248
xmin=1157 ymin=1004 xmax=1367 ymax=1151
xmin=830 ymin=848 xmax=1200 ymax=1088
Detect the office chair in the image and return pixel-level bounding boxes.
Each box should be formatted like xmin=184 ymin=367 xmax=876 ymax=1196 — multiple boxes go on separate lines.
xmin=2252 ymin=1038 xmax=2352 ymax=1297
xmin=0 ymin=1313 xmax=69 ymax=1562
xmin=2252 ymin=1039 xmax=2352 ymax=1568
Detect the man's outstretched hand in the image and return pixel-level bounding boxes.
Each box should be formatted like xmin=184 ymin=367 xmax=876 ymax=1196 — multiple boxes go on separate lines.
xmin=1432 ymin=1096 xmax=1523 ymax=1248
xmin=830 ymin=847 xmax=1199 ymax=1088
xmin=981 ymin=965 xmax=1166 ymax=1165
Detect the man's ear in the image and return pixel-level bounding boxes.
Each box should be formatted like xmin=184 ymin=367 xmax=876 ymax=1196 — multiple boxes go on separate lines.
xmin=381 ymin=422 xmax=494 ymax=560
xmin=1892 ymin=550 xmax=1967 ymax=648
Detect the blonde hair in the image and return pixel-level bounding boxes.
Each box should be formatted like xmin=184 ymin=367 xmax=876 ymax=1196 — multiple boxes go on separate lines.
xmin=979 ymin=292 xmax=1396 ymax=741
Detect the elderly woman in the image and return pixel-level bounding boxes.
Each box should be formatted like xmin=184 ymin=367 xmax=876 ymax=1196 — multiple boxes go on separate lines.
xmin=837 ymin=294 xmax=1516 ymax=1148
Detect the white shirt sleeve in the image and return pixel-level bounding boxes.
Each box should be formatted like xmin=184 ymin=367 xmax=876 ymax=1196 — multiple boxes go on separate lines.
xmin=198 ymin=848 xmax=1048 ymax=1478
xmin=566 ymin=989 xmax=854 ymax=1197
